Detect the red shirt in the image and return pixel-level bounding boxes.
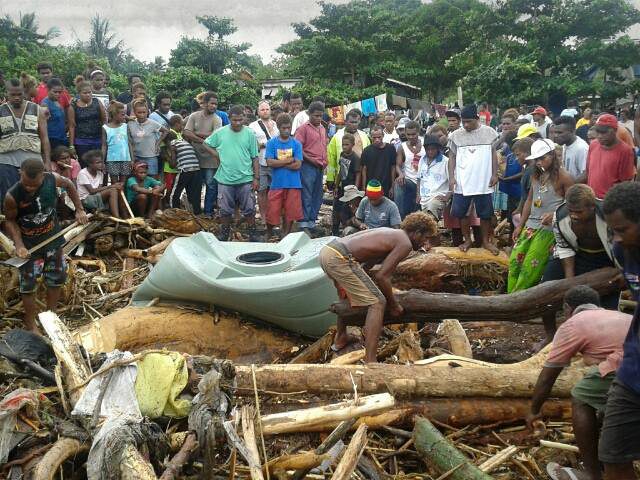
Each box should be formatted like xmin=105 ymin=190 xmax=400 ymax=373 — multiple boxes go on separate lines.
xmin=294 ymin=121 xmax=328 ymax=168
xmin=34 ymin=83 xmax=71 ymax=108
xmin=479 ymin=110 xmax=491 ymax=126
xmin=586 ymin=140 xmax=636 ymax=198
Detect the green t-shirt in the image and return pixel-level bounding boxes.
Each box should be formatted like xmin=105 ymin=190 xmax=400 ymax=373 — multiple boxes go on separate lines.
xmin=125 ymin=176 xmax=161 ymax=203
xmin=204 ymin=125 xmax=259 ymax=185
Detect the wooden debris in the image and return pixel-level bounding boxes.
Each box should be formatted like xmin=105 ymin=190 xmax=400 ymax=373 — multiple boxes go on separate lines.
xmin=159 ymin=432 xmax=198 ymax=480
xmin=436 ymin=319 xmax=473 ymax=358
xmin=31 ymin=437 xmax=89 ymax=480
xmin=289 ymin=327 xmax=336 ymax=364
xmin=331 ymin=424 xmax=368 ymax=480
xmin=478 ymin=444 xmax=518 ymax=473
xmin=260 ymin=393 xmax=395 ymax=435
xmin=242 ymin=405 xmax=265 ymax=480
xmin=539 ymin=439 xmax=580 ymax=452
xmin=330 ymin=349 xmax=365 ymax=365
xmin=414 ymin=416 xmax=492 ymax=480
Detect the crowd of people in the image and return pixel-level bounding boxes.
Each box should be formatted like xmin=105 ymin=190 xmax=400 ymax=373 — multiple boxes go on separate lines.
xmin=3 ymin=61 xmax=640 ymax=479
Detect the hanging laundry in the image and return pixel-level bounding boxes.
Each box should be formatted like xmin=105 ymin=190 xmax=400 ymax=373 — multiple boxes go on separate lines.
xmin=375 ymin=94 xmax=388 ymax=112
xmin=327 ymin=105 xmax=345 ymax=124
xmin=345 ymin=101 xmax=362 ymax=115
xmin=361 ymin=98 xmax=377 ymax=116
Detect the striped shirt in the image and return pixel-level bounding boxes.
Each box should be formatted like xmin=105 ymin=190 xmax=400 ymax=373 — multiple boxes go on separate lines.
xmin=171 ymin=139 xmax=200 ymax=172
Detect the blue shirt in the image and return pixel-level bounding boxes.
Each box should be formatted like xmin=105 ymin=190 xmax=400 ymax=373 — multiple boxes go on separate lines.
xmin=613 ymin=243 xmax=640 ymax=394
xmin=498 ymin=146 xmax=522 ymax=198
xmin=216 ymin=110 xmax=230 ymax=126
xmin=265 ymin=136 xmax=303 ymax=189
xmin=42 ymin=98 xmax=67 ymax=141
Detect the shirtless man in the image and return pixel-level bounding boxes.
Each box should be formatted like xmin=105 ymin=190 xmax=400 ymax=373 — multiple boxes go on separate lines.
xmin=319 ymin=211 xmax=438 ymax=362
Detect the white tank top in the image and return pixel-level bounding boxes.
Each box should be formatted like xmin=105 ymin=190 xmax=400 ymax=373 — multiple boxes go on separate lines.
xmin=402 ymin=141 xmax=425 ymax=183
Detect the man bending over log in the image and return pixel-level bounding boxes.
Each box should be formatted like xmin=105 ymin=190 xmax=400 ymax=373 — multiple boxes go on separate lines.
xmin=526 ymin=285 xmax=631 ymax=480
xmin=319 ymin=211 xmax=437 ymax=362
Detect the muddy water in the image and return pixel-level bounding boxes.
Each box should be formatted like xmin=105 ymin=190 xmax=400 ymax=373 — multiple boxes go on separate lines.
xmin=73 ymin=306 xmax=303 ymax=364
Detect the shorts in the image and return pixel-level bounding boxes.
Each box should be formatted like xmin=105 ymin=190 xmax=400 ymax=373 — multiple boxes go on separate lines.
xmin=81 ymin=193 xmax=106 ymax=212
xmin=266 ymin=188 xmax=302 ymax=225
xmin=571 ymin=367 xmax=615 ymax=412
xmin=218 ymin=182 xmax=255 ymax=217
xmin=0 ymin=164 xmax=20 ymax=213
xmin=105 ymin=161 xmax=132 ymax=177
xmin=451 ymin=193 xmax=493 ymax=220
xmin=259 ymin=165 xmax=271 ymax=192
xmin=136 ymin=156 xmax=159 ymax=175
xmin=421 ymin=197 xmax=446 ymax=220
xmin=599 ymin=379 xmax=640 ymax=464
xmin=319 ymin=240 xmax=385 ymax=307
xmin=164 ymin=172 xmax=176 ymax=192
xmin=19 ymin=248 xmax=67 ymax=294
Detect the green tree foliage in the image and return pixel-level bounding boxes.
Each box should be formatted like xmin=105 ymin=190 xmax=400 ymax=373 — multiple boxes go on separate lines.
xmin=449 ymin=0 xmax=640 ymax=105
xmin=169 ymin=16 xmax=251 ymax=75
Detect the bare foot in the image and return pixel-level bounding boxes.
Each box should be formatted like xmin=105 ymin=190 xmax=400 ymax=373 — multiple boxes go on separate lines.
xmin=332 ymin=333 xmax=364 ymax=355
xmin=482 ymin=241 xmax=500 ymax=255
xmin=458 ymin=240 xmax=473 ymax=252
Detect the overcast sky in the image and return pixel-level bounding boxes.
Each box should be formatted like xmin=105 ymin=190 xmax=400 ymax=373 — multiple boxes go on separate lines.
xmin=2 ymin=0 xmax=638 ymax=65
xmin=0 ymin=0 xmax=342 ymax=63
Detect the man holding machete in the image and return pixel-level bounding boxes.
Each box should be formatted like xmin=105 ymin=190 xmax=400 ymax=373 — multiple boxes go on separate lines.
xmin=3 ymin=158 xmax=88 ymax=334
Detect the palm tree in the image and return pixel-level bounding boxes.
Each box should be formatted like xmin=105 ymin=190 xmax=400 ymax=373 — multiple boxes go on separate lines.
xmin=88 ymin=14 xmax=124 ymax=64
xmin=1 ymin=12 xmax=59 ymax=45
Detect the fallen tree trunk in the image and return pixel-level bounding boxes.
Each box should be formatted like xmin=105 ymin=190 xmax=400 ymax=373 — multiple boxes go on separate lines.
xmin=332 ymin=267 xmax=621 ymax=324
xmin=262 ymin=398 xmax=571 ymax=432
xmin=261 ymin=393 xmax=395 ymax=435
xmin=414 ymin=416 xmax=492 ymax=480
xmin=236 ymin=357 xmax=585 ymax=398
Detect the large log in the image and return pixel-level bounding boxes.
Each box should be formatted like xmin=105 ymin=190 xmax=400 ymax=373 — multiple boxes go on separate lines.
xmin=236 ymin=353 xmax=586 ymax=398
xmin=263 ymin=398 xmax=571 ymax=432
xmin=332 ymin=267 xmax=622 ymax=324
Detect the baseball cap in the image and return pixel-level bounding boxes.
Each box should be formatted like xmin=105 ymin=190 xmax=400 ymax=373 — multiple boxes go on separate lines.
xmin=532 ymin=106 xmax=547 ymax=116
xmin=339 ymin=185 xmax=364 ymax=203
xmin=526 ymin=138 xmax=556 ymax=160
xmin=445 ymin=108 xmax=461 ymax=119
xmin=460 ymin=104 xmax=479 ymax=120
xmin=365 ymin=180 xmax=384 ymax=199
xmin=397 ymin=117 xmax=410 ymax=129
xmin=515 ymin=123 xmax=538 ymax=140
xmin=595 ymin=113 xmax=618 ymax=129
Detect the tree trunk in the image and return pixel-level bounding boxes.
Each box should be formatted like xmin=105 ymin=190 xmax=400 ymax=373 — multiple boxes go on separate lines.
xmin=332 ymin=267 xmax=621 ymax=325
xmin=236 ymin=358 xmax=586 ymax=398
xmin=263 ymin=398 xmax=571 ymax=432
xmin=413 ymin=416 xmax=492 ymax=480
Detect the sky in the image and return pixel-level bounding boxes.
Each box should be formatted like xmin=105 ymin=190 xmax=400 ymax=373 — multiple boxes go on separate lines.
xmin=0 ymin=0 xmax=342 ymax=63
xmin=2 ymin=0 xmax=639 ymax=65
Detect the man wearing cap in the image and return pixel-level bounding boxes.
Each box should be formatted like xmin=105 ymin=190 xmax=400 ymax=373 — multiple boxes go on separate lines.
xmin=416 ymin=135 xmax=450 ymax=220
xmin=354 ymin=180 xmax=401 ymax=230
xmin=395 ymin=117 xmax=410 ymax=145
xmin=338 ymin=184 xmax=364 ymax=235
xmin=448 ymin=104 xmax=500 ymax=254
xmin=531 ymin=106 xmax=552 ymax=139
xmin=583 ymin=113 xmax=635 ymax=199
xmin=319 ymin=210 xmax=437 ymax=362
xmin=515 ymin=123 xmax=540 ymax=142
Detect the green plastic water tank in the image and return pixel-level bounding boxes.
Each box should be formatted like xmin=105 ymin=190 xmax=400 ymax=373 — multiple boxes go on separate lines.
xmin=132 ymin=232 xmax=339 ymax=337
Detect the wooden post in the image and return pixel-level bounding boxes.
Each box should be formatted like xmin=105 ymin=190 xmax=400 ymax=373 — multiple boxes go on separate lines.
xmin=331 ymin=424 xmax=368 ymax=480
xmin=242 ymin=406 xmax=265 ymax=480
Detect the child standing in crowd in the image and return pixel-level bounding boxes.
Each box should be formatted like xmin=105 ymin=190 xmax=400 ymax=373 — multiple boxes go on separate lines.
xmin=125 ymin=162 xmax=165 ymax=218
xmin=40 ymin=78 xmax=69 ymax=149
xmin=68 ymin=81 xmax=106 ymax=167
xmin=265 ymin=113 xmax=304 ymax=238
xmin=76 ymin=149 xmax=122 ymax=218
xmin=128 ymin=98 xmax=167 ymax=179
xmin=168 ymin=116 xmax=202 ymax=214
xmin=89 ymin=69 xmax=112 ymax=109
xmin=332 ymin=133 xmax=361 ymax=235
xmin=508 ymin=139 xmax=573 ymax=292
xmin=102 ymin=101 xmax=134 ymax=185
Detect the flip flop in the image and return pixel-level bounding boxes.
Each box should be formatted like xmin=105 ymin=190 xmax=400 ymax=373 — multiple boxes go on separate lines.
xmin=330 ymin=335 xmax=364 ymax=356
xmin=546 ymin=462 xmax=580 ymax=480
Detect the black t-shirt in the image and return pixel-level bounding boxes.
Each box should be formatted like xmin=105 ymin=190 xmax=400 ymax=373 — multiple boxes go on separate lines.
xmin=361 ymin=144 xmax=396 ymax=194
xmin=337 ymin=151 xmax=361 ymax=193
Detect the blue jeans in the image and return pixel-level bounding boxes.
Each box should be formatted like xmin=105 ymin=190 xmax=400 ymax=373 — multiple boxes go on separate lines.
xmin=202 ymin=168 xmax=218 ymax=215
xmin=395 ymin=179 xmax=418 ymax=219
xmin=300 ymin=161 xmax=324 ymax=229
xmin=0 ymin=164 xmax=20 ymax=213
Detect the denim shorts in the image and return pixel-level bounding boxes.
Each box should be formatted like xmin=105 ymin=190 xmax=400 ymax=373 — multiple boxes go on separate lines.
xmin=136 ymin=156 xmax=159 ymax=175
xmin=451 ymin=193 xmax=493 ymax=220
xmin=217 ymin=182 xmax=255 ymax=217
